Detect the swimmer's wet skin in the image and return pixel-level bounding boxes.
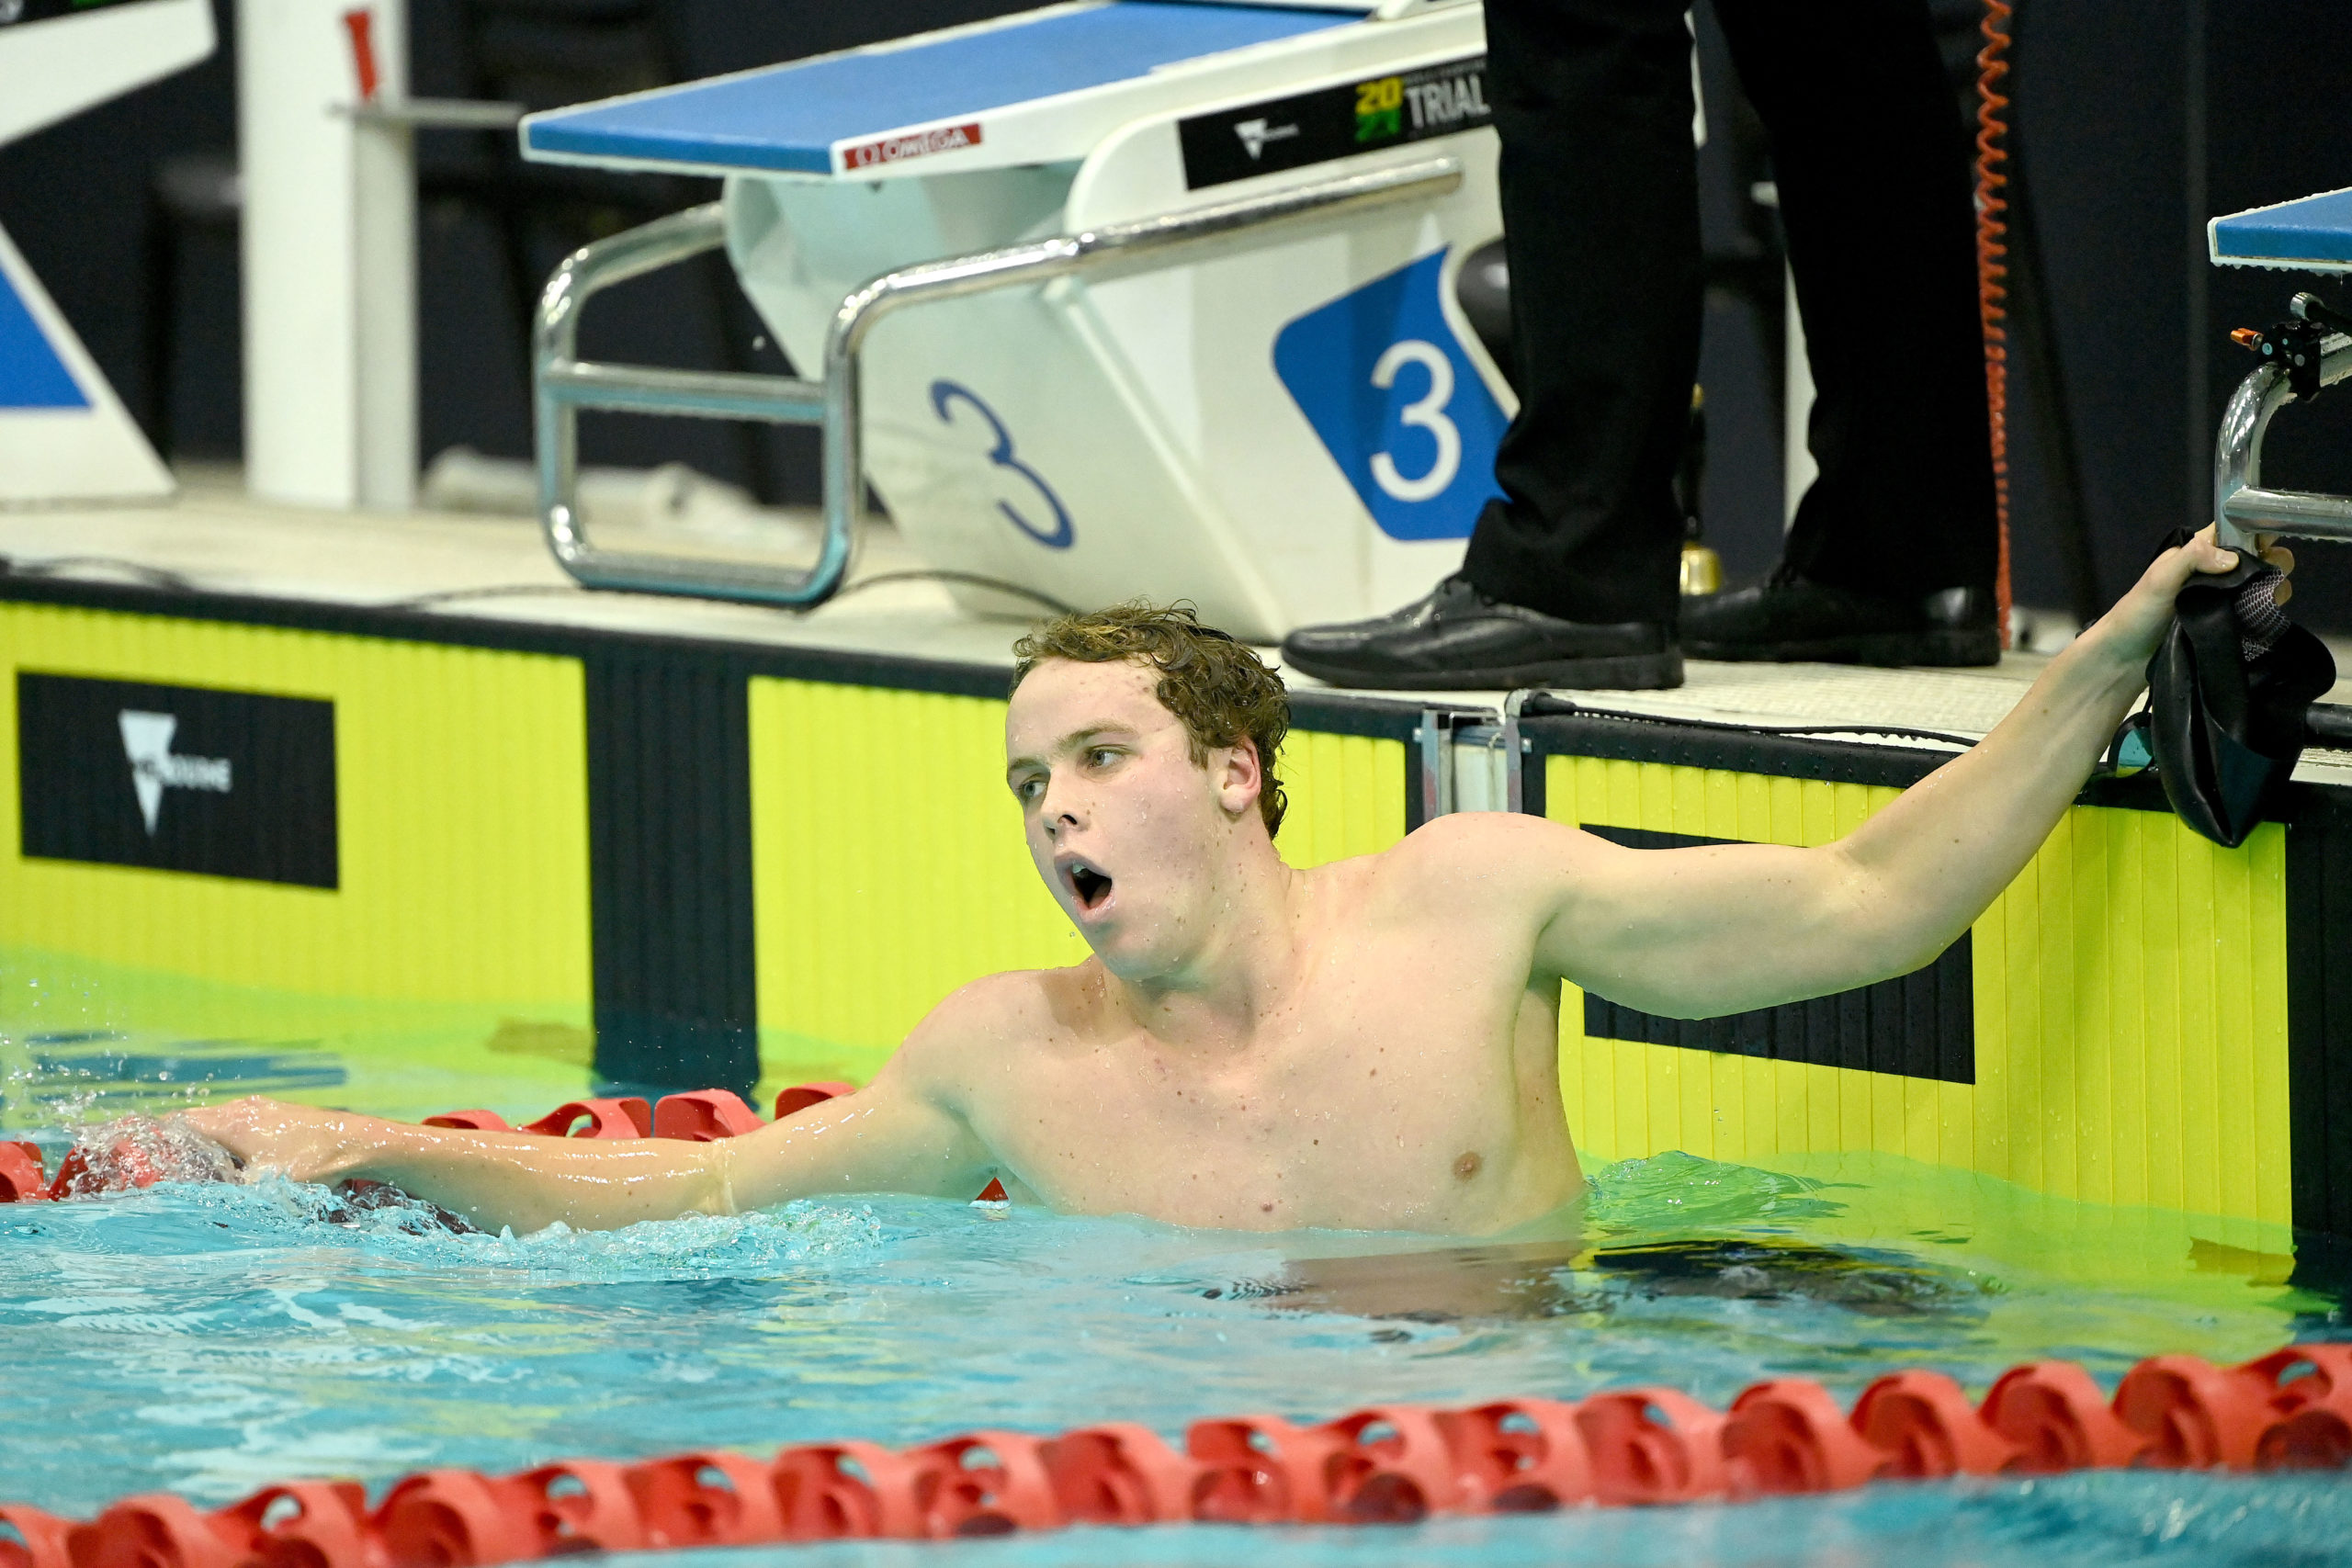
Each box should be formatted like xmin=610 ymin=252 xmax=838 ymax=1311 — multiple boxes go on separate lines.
xmin=183 ymin=528 xmax=2270 ymax=1237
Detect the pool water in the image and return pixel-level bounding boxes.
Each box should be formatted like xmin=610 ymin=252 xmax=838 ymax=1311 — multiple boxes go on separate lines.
xmin=4 ymin=982 xmax=2352 ymax=1564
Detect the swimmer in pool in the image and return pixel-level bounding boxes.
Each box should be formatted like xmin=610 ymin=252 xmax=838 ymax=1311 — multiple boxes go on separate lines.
xmin=184 ymin=527 xmax=2275 ymax=1236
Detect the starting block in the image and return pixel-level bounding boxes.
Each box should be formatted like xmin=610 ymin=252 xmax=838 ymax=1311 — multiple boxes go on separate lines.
xmin=520 ymin=0 xmax=1513 ymax=639
xmin=0 ymin=0 xmax=212 ymax=505
xmin=2205 ymin=188 xmax=2352 ymax=550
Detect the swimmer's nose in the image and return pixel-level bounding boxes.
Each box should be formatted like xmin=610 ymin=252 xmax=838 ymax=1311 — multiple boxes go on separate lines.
xmin=1036 ymin=775 xmax=1081 ymax=836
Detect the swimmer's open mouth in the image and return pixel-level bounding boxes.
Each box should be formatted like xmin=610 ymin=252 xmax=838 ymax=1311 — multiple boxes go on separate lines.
xmin=1060 ymin=856 xmax=1114 ymax=912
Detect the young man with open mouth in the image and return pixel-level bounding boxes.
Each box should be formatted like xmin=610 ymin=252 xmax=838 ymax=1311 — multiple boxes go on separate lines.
xmin=184 ymin=528 xmax=2263 ymax=1236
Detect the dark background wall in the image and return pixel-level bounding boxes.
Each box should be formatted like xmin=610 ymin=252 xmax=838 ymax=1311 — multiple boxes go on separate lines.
xmin=3 ymin=0 xmax=2349 ymax=626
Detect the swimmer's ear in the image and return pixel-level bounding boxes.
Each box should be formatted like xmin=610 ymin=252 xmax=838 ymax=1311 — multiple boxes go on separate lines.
xmin=1214 ymin=737 xmax=1264 ymax=819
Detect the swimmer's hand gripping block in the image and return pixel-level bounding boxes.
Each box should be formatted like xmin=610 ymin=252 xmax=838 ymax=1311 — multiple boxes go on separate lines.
xmin=10 ymin=1345 xmax=2348 ymax=1566
xmin=2130 ymin=527 xmax=2337 ymax=848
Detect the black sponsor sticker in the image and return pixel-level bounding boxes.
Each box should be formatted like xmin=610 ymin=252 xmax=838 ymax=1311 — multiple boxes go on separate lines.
xmin=0 ymin=0 xmax=175 ymax=28
xmin=1178 ymin=54 xmax=1491 ymax=191
xmin=16 ymin=672 xmax=338 ymax=888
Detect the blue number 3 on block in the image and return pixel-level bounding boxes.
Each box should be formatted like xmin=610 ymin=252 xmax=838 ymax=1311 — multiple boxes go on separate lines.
xmin=930 ymin=380 xmax=1075 ymax=549
xmin=1272 ymin=249 xmax=1506 ymax=543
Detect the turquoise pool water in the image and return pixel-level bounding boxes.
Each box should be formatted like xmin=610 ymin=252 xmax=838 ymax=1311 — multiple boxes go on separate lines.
xmin=4 ymin=1019 xmax=2351 ymax=1564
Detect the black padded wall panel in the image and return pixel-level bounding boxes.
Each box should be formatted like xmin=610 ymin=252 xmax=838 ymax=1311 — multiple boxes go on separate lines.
xmin=583 ymin=650 xmax=759 ymax=1100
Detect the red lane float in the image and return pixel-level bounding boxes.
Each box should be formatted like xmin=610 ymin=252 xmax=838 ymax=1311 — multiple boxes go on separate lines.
xmin=1850 ymin=1371 xmax=2020 ymax=1478
xmin=2242 ymin=1345 xmax=2352 ymax=1470
xmin=212 ymin=1482 xmax=372 ymax=1568
xmin=1036 ymin=1424 xmax=1197 ymax=1526
xmin=1318 ymin=1406 xmax=1466 ymax=1522
xmin=650 ymin=1091 xmax=764 ymax=1142
xmin=622 ymin=1453 xmax=783 ymax=1550
xmin=372 ymin=1471 xmax=538 ymax=1568
xmin=505 ymin=1462 xmax=646 ymax=1557
xmin=519 ymin=1100 xmax=651 ymax=1140
xmin=900 ymin=1432 xmax=1061 ymax=1538
xmin=0 ymin=1144 xmax=47 ymax=1204
xmin=1575 ymin=1387 xmax=1730 ymax=1504
xmin=0 ymin=1505 xmax=74 ymax=1568
xmin=1978 ymin=1359 xmax=2149 ymax=1471
xmin=773 ymin=1083 xmax=854 ymax=1120
xmin=1724 ymin=1378 xmax=1891 ymax=1495
xmin=1186 ymin=1414 xmax=1348 ymax=1525
xmin=1436 ymin=1399 xmax=1592 ymax=1512
xmin=7 ymin=1344 xmax=2350 ymax=1565
xmin=772 ymin=1441 xmax=927 ymax=1540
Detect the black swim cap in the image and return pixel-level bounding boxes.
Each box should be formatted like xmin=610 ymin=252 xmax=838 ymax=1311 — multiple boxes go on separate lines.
xmin=2126 ymin=527 xmax=2336 ymax=848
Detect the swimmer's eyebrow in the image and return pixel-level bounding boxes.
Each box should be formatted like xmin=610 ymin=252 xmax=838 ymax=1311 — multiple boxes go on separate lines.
xmin=1005 ymin=722 xmax=1138 ymax=778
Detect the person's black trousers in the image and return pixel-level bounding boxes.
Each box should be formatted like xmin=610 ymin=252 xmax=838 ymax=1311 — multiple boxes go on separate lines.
xmin=1459 ymin=0 xmax=1999 ymax=626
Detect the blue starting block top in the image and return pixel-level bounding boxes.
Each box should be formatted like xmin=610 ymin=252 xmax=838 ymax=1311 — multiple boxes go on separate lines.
xmin=2210 ymin=187 xmax=2352 ymax=273
xmin=522 ymin=2 xmax=1357 ymax=177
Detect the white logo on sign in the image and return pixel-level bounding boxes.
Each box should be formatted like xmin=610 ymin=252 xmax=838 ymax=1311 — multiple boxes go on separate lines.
xmin=1404 ymin=71 xmax=1489 ymax=130
xmin=1234 ymin=118 xmax=1299 ymax=161
xmin=119 ymin=711 xmax=232 ymax=835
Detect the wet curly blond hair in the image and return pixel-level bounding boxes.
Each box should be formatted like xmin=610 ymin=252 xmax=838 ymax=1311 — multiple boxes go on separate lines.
xmin=1009 ymin=601 xmax=1290 ymax=838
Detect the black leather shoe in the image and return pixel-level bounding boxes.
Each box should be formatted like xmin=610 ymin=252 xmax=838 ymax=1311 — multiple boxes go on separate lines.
xmin=1280 ymin=576 xmax=1683 ymax=691
xmin=1681 ymin=570 xmax=2000 ymax=666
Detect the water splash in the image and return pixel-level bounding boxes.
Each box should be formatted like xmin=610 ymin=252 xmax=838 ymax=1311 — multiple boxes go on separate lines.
xmin=51 ymin=1113 xmax=240 ymax=1196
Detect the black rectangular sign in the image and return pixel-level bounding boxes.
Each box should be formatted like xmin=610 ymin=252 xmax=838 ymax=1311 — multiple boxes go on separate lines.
xmin=17 ymin=672 xmax=338 ymax=888
xmin=1178 ymin=54 xmax=1491 ymax=191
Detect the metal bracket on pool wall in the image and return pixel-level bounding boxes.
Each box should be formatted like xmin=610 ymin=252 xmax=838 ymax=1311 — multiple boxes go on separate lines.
xmin=1417 ymin=700 xmax=1536 ymax=820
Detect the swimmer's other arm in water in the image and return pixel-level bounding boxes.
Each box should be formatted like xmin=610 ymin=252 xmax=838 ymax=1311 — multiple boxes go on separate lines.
xmin=178 ymin=1006 xmax=1006 ymax=1233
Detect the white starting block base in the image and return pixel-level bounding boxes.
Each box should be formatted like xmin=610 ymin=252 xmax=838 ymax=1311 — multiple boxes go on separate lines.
xmin=523 ymin=1 xmax=1522 ymax=641
xmin=0 ymin=0 xmax=211 ymax=508
xmin=0 ymin=223 xmax=173 ymax=507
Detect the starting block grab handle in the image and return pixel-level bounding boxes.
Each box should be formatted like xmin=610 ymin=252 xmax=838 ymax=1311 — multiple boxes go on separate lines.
xmin=532 ymin=156 xmax=1465 ymax=610
xmin=2213 ymin=327 xmax=2352 ymax=552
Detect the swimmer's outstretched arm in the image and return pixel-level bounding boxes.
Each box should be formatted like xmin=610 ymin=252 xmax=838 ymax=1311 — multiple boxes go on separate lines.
xmin=177 ymin=1011 xmax=999 ymax=1233
xmin=1438 ymin=527 xmax=2256 ymax=1019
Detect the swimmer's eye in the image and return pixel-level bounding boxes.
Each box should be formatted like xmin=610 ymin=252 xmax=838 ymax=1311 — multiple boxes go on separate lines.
xmin=1012 ymin=775 xmax=1046 ymax=803
xmin=1084 ymin=747 xmax=1120 ymax=768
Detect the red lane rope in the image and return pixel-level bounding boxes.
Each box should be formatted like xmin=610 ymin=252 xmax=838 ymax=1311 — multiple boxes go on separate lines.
xmin=3 ymin=1345 xmax=2346 ymax=1563
xmin=1976 ymin=0 xmax=2015 ymax=648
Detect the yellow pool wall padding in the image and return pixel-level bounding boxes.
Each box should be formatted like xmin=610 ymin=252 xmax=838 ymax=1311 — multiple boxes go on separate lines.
xmin=1 ymin=603 xmax=594 ymax=1017
xmin=0 ymin=596 xmax=2302 ymax=1243
xmin=1548 ymin=752 xmax=2293 ymax=1234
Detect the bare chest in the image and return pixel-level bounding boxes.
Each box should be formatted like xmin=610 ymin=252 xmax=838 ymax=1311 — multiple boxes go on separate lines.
xmin=973 ymin=934 xmax=1571 ymax=1232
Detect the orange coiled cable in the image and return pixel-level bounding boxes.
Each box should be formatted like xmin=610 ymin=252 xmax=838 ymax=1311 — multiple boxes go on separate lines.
xmin=1974 ymin=0 xmax=2014 ymax=648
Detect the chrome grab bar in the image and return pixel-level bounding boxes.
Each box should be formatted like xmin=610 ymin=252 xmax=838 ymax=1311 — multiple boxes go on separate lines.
xmin=534 ymin=155 xmax=1467 ymax=610
xmin=2212 ymin=308 xmax=2352 ymax=551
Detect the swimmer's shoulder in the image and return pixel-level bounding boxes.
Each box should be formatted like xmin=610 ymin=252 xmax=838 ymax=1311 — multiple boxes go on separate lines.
xmin=893 ymin=961 xmax=1105 ymax=1078
xmin=1353 ymin=810 xmax=1603 ymax=915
